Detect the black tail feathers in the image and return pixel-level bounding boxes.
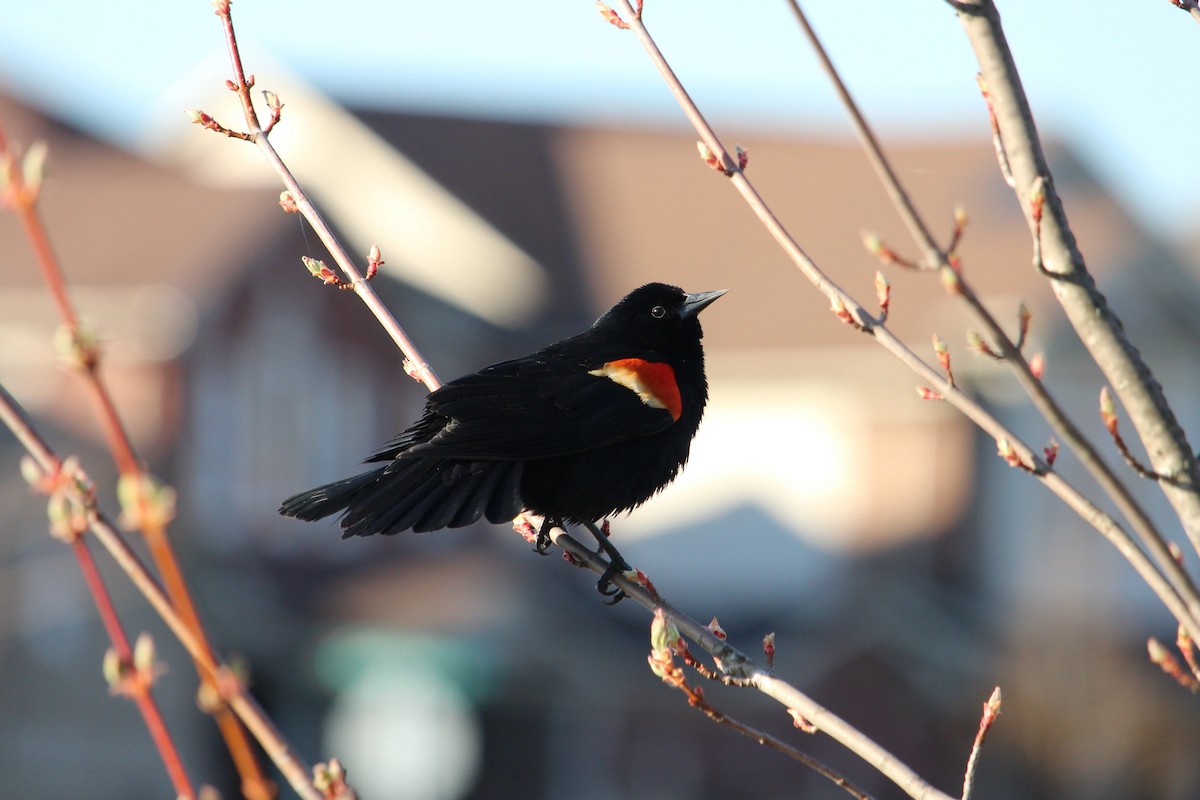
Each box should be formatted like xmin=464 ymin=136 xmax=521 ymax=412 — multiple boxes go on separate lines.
xmin=279 ymin=458 xmax=524 ymax=537
xmin=279 ymin=468 xmax=384 ymax=522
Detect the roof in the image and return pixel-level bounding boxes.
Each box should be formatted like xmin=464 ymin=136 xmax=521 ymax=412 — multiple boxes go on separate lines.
xmin=4 ymin=88 xmax=1169 ymax=363
xmin=0 ymin=93 xmax=277 ymax=299
xmin=550 ymin=124 xmax=1156 ymax=353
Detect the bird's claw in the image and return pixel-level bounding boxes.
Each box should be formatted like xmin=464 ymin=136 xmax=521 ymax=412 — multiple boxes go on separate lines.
xmin=596 ymin=561 xmax=627 ymax=605
xmin=576 ymin=519 xmax=631 ymax=603
xmin=533 ymin=518 xmax=559 ymax=555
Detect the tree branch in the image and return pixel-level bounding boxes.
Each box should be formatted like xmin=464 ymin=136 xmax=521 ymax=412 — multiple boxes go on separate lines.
xmin=540 ymin=518 xmax=956 ymax=800
xmin=71 ymin=534 xmax=195 ymax=799
xmin=786 ymin=0 xmax=1200 ymax=634
xmin=199 ymin=0 xmax=440 ymax=393
xmin=0 ymin=381 xmax=324 ymax=800
xmin=602 ymin=0 xmax=1200 ymax=646
xmin=951 ymin=0 xmax=1200 ymax=556
xmin=1167 ymin=0 xmax=1200 ymax=26
xmin=0 ymin=118 xmax=273 ymax=799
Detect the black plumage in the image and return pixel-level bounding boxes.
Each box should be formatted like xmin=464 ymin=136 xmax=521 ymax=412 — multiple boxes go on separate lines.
xmin=280 ymin=282 xmax=724 ymax=540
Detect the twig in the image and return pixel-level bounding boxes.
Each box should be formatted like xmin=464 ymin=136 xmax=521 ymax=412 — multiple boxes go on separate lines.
xmin=196 ymin=0 xmax=440 ymax=393
xmin=536 ymin=517 xmax=957 ymax=800
xmin=70 ymin=533 xmax=195 ymax=799
xmin=603 ymin=1 xmax=1200 ymax=648
xmin=0 ymin=125 xmax=137 ymax=475
xmin=961 ymin=687 xmax=1002 ymax=800
xmin=0 ymin=121 xmax=273 ymax=799
xmin=1179 ymin=624 xmax=1200 ymax=684
xmin=787 ymin=0 xmax=1200 ymax=638
xmin=0 ymin=382 xmax=325 ymax=800
xmin=649 ymin=612 xmax=873 ymax=800
xmin=1147 ymin=636 xmax=1200 ymax=692
xmin=1168 ymin=0 xmax=1200 ymax=26
xmin=1100 ymin=387 xmax=1178 ymax=483
xmin=951 ymin=0 xmax=1200 ymax=558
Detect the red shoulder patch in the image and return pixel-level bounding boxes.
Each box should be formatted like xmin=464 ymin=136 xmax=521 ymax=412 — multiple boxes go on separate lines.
xmin=588 ymin=358 xmax=682 ymax=421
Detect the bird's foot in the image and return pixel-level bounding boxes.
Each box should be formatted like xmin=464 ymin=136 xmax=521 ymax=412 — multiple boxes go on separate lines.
xmin=533 ymin=517 xmax=559 ymax=556
xmin=582 ymin=520 xmax=631 ymax=605
xmin=597 ymin=561 xmax=627 ymax=605
xmin=580 ymin=520 xmax=629 ymax=568
xmin=581 ymin=519 xmax=611 ymax=557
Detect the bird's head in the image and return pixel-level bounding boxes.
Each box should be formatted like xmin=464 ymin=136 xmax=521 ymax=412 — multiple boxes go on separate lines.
xmin=592 ymin=283 xmax=727 ymax=352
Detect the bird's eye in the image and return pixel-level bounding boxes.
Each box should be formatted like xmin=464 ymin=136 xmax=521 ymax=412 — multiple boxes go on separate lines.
xmin=650 ymin=305 xmax=667 ymax=319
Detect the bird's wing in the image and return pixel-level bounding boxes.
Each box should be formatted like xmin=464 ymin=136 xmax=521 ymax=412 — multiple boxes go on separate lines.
xmin=395 ymin=355 xmax=679 ymax=461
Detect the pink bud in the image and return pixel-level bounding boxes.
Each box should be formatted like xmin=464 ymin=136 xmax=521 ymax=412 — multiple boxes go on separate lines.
xmin=874 ymin=272 xmax=890 ymax=317
xmin=788 ymin=708 xmax=817 ymax=733
xmin=1028 ymin=352 xmax=1045 ymax=380
xmin=1029 ymin=176 xmax=1046 ymax=224
xmin=829 ymin=295 xmax=859 ymax=328
xmin=861 ymin=231 xmax=884 ymax=256
xmin=967 ymin=331 xmax=990 ymax=356
xmin=650 ymin=608 xmax=681 ymax=654
xmin=940 ymin=265 xmax=962 ymax=296
xmin=366 ymin=243 xmax=384 ymax=280
xmin=735 ymin=145 xmax=749 ymax=171
xmin=916 ymin=386 xmax=943 ymax=401
xmin=932 ymin=335 xmax=954 ymax=383
xmin=596 ymin=1 xmax=630 ymax=29
xmin=996 ymin=437 xmax=1023 ymax=468
xmin=954 ymin=205 xmax=969 ymax=231
xmin=696 ymin=141 xmax=723 ymax=173
xmin=1099 ymin=387 xmax=1118 ymax=433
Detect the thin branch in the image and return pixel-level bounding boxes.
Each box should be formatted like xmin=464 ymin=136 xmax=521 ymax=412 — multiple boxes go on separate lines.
xmin=0 ymin=125 xmax=136 ymax=474
xmin=1100 ymin=387 xmax=1178 ymax=483
xmin=70 ymin=534 xmax=195 ymax=799
xmin=960 ymin=687 xmax=1002 ymax=800
xmin=604 ymin=0 xmax=1200 ymax=647
xmin=0 ymin=382 xmax=325 ymax=800
xmin=1178 ymin=624 xmax=1200 ymax=684
xmin=1147 ymin=636 xmax=1200 ymax=692
xmin=785 ymin=2 xmax=942 ymax=265
xmin=786 ymin=0 xmax=1200 ymax=635
xmin=197 ymin=0 xmax=440 ymax=392
xmin=535 ymin=517 xmax=956 ymax=800
xmin=951 ymin=0 xmax=1200 ymax=557
xmin=0 ymin=121 xmax=273 ymax=798
xmin=649 ymin=618 xmax=873 ymax=800
xmin=1167 ymin=0 xmax=1200 ymax=26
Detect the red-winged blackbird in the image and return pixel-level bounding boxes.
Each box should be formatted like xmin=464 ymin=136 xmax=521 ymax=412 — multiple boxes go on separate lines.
xmin=280 ymin=282 xmax=724 ymax=590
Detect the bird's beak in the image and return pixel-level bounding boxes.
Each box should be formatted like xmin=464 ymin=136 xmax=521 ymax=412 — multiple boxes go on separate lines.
xmin=679 ymin=289 xmax=728 ymax=319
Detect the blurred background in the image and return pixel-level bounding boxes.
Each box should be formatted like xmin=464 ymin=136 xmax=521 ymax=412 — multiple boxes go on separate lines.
xmin=2 ymin=2 xmax=1200 ymax=798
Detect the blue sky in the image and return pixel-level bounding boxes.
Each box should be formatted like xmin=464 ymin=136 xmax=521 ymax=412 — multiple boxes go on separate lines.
xmin=3 ymin=1 xmax=1198 ymax=241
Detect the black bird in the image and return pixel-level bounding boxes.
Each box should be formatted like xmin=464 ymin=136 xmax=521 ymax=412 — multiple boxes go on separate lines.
xmin=280 ymin=282 xmax=724 ymax=593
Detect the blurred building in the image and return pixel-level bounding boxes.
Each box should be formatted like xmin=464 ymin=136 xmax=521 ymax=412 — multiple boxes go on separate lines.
xmin=2 ymin=79 xmax=1199 ymax=800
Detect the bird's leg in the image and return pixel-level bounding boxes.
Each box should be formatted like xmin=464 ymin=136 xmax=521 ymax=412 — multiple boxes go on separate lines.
xmin=534 ymin=517 xmax=560 ymax=555
xmin=581 ymin=520 xmax=631 ymax=604
xmin=580 ymin=520 xmax=629 ymax=565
